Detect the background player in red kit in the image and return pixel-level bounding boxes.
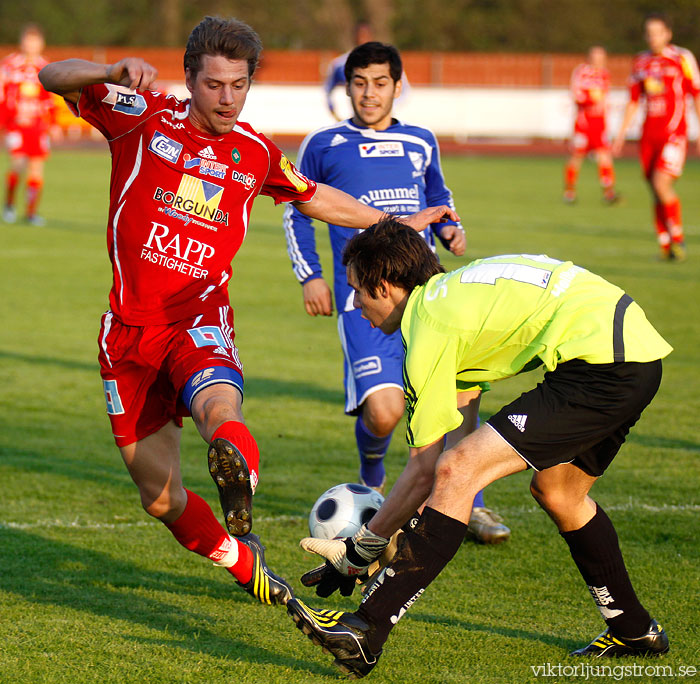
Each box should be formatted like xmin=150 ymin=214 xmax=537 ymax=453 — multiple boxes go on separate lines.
xmin=613 ymin=13 xmax=700 ymax=262
xmin=0 ymin=24 xmax=58 ymax=226
xmin=563 ymin=46 xmax=619 ymax=205
xmin=38 ymin=16 xmax=457 ymax=607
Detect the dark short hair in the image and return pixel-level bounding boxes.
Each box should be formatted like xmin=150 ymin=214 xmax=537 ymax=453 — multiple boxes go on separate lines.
xmin=644 ymin=12 xmax=671 ymax=30
xmin=184 ymin=16 xmax=262 ymax=79
xmin=344 ymin=42 xmax=402 ymax=83
xmin=342 ymin=217 xmax=444 ymax=297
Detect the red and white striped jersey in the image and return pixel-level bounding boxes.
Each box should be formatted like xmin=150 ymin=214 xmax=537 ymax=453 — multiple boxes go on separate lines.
xmin=571 ymin=63 xmax=610 ymax=120
xmin=70 ymin=84 xmax=317 ymax=325
xmin=629 ymin=45 xmax=700 ymax=140
xmin=0 ymin=52 xmax=57 ymax=130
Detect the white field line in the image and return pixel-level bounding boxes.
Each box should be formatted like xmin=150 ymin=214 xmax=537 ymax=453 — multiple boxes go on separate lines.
xmin=0 ymin=503 xmax=697 ymax=531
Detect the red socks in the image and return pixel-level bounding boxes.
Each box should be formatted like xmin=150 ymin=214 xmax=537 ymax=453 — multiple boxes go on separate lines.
xmin=212 ymin=421 xmax=260 ymax=493
xmin=654 ymin=198 xmax=684 ymax=249
xmin=564 ymin=163 xmax=578 ymax=191
xmin=664 ymin=198 xmax=684 ymax=243
xmin=165 ymin=489 xmax=253 ymax=583
xmin=5 ymin=170 xmax=19 ymax=207
xmin=26 ymin=177 xmax=43 ymax=217
xmin=598 ymin=163 xmax=614 ymax=190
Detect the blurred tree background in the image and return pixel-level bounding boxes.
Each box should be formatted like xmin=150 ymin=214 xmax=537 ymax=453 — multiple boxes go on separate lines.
xmin=1 ymin=0 xmax=699 ymax=55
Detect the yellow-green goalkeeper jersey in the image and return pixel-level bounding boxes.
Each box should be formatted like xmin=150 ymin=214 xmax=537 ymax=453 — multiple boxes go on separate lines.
xmin=401 ymin=254 xmax=672 ymax=447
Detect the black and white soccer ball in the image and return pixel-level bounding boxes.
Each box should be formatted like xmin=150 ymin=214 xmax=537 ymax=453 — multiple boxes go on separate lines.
xmin=308 ymin=483 xmax=384 ymax=540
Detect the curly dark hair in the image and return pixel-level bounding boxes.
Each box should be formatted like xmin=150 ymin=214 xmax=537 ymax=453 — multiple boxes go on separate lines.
xmin=342 ymin=217 xmax=444 ymax=297
xmin=184 ymin=16 xmax=262 ymax=79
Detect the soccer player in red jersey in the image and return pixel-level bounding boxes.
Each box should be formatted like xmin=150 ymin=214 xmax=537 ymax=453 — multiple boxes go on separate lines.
xmin=0 ymin=24 xmax=59 ymax=226
xmin=564 ymin=46 xmax=619 ymax=205
xmin=613 ymin=13 xmax=700 ymax=261
xmin=38 ymin=17 xmax=457 ymax=606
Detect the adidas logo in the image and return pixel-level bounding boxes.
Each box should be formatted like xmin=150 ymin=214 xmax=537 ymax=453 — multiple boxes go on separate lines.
xmin=198 ymin=145 xmax=217 ymax=159
xmin=508 ymin=414 xmax=527 ymax=432
xmin=330 ymin=133 xmax=347 ymax=147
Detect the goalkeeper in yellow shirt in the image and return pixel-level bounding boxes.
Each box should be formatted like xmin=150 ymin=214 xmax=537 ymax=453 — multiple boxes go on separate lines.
xmin=289 ymin=217 xmax=672 ymax=678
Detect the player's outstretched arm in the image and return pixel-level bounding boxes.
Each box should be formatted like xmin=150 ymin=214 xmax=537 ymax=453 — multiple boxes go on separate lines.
xmin=366 ymin=439 xmax=443 ymax=539
xmin=39 ymin=58 xmax=158 ymax=104
xmin=295 ymin=183 xmax=460 ymax=231
xmin=612 ymin=100 xmax=638 ymax=156
xmin=295 ymin=183 xmax=384 ymax=228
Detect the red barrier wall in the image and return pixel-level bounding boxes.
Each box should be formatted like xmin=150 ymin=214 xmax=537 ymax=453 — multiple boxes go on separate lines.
xmin=0 ymin=46 xmax=634 ymax=87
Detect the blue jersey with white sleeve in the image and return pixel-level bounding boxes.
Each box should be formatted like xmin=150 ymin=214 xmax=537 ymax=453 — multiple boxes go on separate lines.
xmin=284 ymin=118 xmax=461 ymax=314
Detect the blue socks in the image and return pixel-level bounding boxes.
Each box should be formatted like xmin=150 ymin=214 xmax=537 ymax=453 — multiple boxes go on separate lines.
xmin=356 ymin=414 xmax=391 ymax=487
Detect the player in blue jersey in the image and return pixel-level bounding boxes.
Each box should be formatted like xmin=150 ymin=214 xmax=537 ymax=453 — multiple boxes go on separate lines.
xmin=285 ymin=42 xmax=509 ymax=544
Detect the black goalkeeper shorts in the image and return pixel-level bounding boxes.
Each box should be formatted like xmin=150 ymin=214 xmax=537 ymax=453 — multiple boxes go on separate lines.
xmin=486 ymin=359 xmax=663 ymax=477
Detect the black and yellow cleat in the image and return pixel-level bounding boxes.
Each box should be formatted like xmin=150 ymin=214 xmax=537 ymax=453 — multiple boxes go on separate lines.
xmin=669 ymin=242 xmax=687 ymax=262
xmin=570 ymin=619 xmax=669 ymax=657
xmin=208 ymin=437 xmax=252 ymax=536
xmin=287 ymin=598 xmax=381 ymax=678
xmin=237 ymin=533 xmax=293 ymax=606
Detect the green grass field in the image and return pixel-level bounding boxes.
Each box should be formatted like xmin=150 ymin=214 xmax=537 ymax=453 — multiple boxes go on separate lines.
xmin=1 ymin=148 xmax=698 ymax=684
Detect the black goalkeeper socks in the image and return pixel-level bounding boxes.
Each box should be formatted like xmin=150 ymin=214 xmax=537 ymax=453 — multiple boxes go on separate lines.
xmin=561 ymin=504 xmax=652 ymax=639
xmin=356 ymin=506 xmax=468 ymax=651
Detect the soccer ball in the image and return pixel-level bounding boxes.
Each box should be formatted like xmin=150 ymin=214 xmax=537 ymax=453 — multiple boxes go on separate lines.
xmin=308 ymin=483 xmax=384 ymax=540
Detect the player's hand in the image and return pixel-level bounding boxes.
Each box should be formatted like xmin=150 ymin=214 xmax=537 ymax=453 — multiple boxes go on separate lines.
xmin=300 ymin=524 xmax=389 ymax=578
xmin=300 ymin=561 xmax=360 ymax=597
xmin=303 ymin=278 xmax=333 ymax=316
xmin=612 ymin=136 xmax=625 ymax=157
xmin=107 ymin=58 xmax=158 ymax=92
xmin=403 ymin=205 xmax=460 ymax=232
xmin=440 ymin=225 xmax=466 ymax=256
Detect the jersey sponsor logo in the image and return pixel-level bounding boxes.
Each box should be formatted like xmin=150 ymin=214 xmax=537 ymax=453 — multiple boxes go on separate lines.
xmin=507 ymin=414 xmax=527 ymax=432
xmin=141 ymin=221 xmax=214 ymax=278
xmin=231 ymin=169 xmax=256 ymax=189
xmin=644 ymin=76 xmax=665 ymax=95
xmin=358 ymin=141 xmax=404 ymax=157
xmin=198 ymin=145 xmax=217 ymax=159
xmin=330 ymin=133 xmax=347 ymax=147
xmin=114 ymin=92 xmax=146 ymax=115
xmin=153 ymin=174 xmax=229 ymax=225
xmin=102 ymin=85 xmax=147 ymax=116
xmin=357 ymin=184 xmax=420 ymax=210
xmin=352 ymin=355 xmax=382 ymax=378
xmin=160 ymin=115 xmax=185 ymax=130
xmin=148 ymin=131 xmax=183 ymax=163
xmin=183 ymin=153 xmax=228 ymax=179
xmin=279 ymin=154 xmax=309 ymax=192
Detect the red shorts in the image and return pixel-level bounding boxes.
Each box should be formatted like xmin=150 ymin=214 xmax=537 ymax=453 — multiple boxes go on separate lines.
xmin=5 ymin=127 xmax=50 ymax=159
xmin=98 ymin=305 xmax=243 ymax=447
xmin=640 ymin=134 xmax=686 ymax=179
xmin=572 ymin=116 xmax=608 ymax=154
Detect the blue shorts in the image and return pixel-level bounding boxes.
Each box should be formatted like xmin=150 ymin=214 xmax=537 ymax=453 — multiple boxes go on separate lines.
xmin=337 ymin=308 xmax=404 ymax=414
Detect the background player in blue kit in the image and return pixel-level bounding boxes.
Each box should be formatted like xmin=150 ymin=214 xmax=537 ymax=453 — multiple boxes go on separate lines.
xmin=285 ymin=42 xmax=509 ymax=543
